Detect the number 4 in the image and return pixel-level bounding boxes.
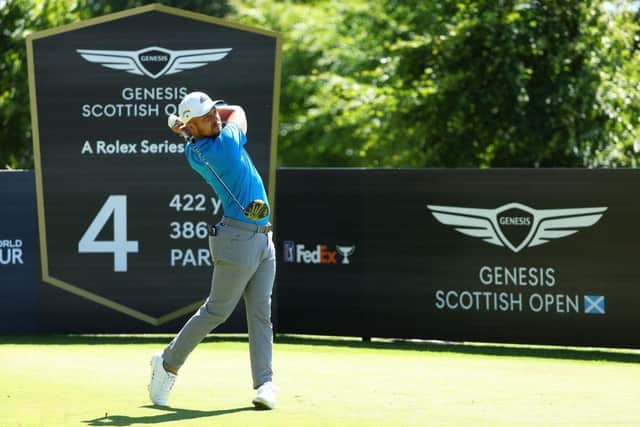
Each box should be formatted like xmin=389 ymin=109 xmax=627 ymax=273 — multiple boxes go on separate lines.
xmin=78 ymin=195 xmax=139 ymax=272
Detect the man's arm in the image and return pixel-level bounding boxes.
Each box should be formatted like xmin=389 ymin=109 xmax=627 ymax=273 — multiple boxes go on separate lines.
xmin=217 ymin=105 xmax=247 ymax=134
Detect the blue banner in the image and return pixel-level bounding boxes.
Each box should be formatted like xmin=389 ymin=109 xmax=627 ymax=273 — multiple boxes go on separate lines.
xmin=0 ymin=170 xmax=39 ymax=334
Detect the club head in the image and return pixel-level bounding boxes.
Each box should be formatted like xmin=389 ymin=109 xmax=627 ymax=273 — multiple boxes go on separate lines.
xmin=244 ymin=199 xmax=269 ymax=221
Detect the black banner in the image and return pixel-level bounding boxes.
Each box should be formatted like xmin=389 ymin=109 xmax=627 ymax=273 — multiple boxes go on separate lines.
xmin=275 ymin=168 xmax=640 ymax=348
xmin=4 ymin=167 xmax=640 ymax=346
xmin=27 ymin=5 xmax=281 ymax=329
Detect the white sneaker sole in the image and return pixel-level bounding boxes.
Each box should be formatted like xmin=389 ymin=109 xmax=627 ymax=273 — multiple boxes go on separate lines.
xmin=252 ymin=397 xmax=275 ymax=410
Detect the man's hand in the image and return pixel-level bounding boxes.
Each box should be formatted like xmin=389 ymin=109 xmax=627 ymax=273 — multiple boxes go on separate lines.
xmin=167 ymin=114 xmax=191 ymax=139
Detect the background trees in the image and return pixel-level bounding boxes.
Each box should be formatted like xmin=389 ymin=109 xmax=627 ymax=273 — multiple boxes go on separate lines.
xmin=1 ymin=0 xmax=79 ymax=168
xmin=235 ymin=0 xmax=640 ymax=168
xmin=2 ymin=0 xmax=639 ymax=169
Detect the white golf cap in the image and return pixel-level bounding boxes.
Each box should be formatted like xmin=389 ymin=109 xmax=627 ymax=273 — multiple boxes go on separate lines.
xmin=178 ymin=91 xmax=215 ymax=124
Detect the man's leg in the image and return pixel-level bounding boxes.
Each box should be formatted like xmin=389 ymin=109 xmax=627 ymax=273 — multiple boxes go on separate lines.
xmin=243 ymin=235 xmax=276 ymax=389
xmin=163 ymin=250 xmax=255 ymax=370
xmin=149 ymin=232 xmax=258 ymax=406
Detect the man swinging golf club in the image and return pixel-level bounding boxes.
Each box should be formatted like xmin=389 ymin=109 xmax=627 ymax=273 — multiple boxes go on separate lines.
xmin=148 ymin=91 xmax=277 ymax=409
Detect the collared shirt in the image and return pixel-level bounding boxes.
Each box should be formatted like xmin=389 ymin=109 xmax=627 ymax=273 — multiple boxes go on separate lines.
xmin=185 ymin=123 xmax=270 ymax=225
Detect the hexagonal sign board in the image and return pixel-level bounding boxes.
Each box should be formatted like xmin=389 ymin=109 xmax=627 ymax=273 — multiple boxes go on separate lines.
xmin=27 ymin=4 xmax=281 ymax=326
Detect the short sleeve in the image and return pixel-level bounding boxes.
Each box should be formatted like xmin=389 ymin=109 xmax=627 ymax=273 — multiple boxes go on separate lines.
xmin=219 ymin=122 xmax=247 ymax=147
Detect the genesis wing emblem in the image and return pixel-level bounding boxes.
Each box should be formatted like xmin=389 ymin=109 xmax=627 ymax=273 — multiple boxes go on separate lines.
xmin=77 ymin=46 xmax=232 ymax=79
xmin=427 ymin=203 xmax=607 ymax=253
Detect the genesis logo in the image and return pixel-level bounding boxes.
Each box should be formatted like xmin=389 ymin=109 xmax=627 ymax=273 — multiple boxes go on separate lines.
xmin=427 ymin=202 xmax=607 ymax=253
xmin=77 ymin=46 xmax=232 ymax=79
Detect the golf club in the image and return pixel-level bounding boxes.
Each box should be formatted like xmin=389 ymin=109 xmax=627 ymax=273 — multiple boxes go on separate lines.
xmin=167 ymin=113 xmax=269 ymax=221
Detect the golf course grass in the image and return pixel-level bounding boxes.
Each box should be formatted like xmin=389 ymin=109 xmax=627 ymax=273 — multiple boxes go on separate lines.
xmin=1 ymin=334 xmax=640 ymax=426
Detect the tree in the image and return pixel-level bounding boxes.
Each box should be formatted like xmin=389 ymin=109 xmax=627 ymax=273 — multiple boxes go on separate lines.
xmin=233 ymin=0 xmax=640 ymax=167
xmin=233 ymin=0 xmax=395 ymax=167
xmin=0 ymin=0 xmax=82 ymax=168
xmin=383 ymin=0 xmax=640 ymax=167
xmin=80 ymin=0 xmax=232 ymax=20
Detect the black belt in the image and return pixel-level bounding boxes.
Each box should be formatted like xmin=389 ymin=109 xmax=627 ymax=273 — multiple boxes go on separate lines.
xmin=221 ymin=217 xmax=272 ymax=233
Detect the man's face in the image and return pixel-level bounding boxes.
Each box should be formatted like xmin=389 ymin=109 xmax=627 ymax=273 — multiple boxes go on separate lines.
xmin=187 ymin=107 xmax=222 ymax=140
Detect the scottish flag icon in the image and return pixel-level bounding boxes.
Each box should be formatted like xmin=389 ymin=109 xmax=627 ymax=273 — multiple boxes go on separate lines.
xmin=584 ymin=295 xmax=605 ymax=314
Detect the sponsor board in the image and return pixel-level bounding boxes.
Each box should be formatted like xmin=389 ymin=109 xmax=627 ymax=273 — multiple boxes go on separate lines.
xmin=27 ymin=5 xmax=281 ymax=326
xmin=276 ymin=168 xmax=634 ymax=347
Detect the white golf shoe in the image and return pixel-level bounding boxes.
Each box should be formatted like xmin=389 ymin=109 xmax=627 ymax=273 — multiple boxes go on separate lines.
xmin=252 ymin=381 xmax=277 ymax=410
xmin=148 ymin=354 xmax=176 ymax=406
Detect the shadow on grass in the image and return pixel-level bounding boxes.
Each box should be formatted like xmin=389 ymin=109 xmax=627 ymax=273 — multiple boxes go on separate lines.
xmin=275 ymin=335 xmax=640 ymax=364
xmin=0 ymin=334 xmax=247 ymax=346
xmin=83 ymin=405 xmax=254 ymax=426
xmin=1 ymin=333 xmax=639 ymax=364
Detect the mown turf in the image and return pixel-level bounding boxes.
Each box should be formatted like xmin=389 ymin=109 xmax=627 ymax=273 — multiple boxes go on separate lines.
xmin=1 ymin=335 xmax=640 ymax=426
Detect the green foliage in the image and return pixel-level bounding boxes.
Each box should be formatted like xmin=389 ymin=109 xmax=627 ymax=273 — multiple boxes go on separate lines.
xmin=0 ymin=0 xmax=82 ymax=168
xmin=80 ymin=0 xmax=232 ymax=19
xmin=234 ymin=0 xmax=395 ymax=166
xmin=233 ymin=0 xmax=640 ymax=167
xmin=384 ymin=0 xmax=640 ymax=167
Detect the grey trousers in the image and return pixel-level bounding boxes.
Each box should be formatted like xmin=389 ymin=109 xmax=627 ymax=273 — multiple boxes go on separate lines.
xmin=162 ymin=221 xmax=276 ymax=389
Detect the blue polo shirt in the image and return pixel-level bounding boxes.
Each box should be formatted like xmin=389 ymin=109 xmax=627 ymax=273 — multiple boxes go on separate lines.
xmin=185 ymin=123 xmax=270 ymax=225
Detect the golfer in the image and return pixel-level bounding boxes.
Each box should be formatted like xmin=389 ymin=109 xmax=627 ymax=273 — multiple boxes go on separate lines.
xmin=148 ymin=91 xmax=277 ymax=409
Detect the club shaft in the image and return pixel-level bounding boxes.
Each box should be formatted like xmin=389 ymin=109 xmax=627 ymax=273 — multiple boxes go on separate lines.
xmin=169 ymin=114 xmax=257 ymax=216
xmin=187 ymin=136 xmax=247 ymax=212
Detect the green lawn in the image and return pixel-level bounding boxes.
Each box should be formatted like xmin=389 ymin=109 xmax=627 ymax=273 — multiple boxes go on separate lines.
xmin=1 ymin=335 xmax=640 ymax=426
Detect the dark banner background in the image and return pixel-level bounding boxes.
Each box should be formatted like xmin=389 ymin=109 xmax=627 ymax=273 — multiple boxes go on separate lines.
xmin=0 ymin=171 xmax=39 ymax=334
xmin=30 ymin=8 xmax=278 ymax=328
xmin=275 ymin=168 xmax=640 ymax=348
xmin=3 ymin=168 xmax=640 ymax=348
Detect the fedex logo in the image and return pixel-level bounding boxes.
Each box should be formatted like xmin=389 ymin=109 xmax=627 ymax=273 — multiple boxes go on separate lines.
xmin=283 ymin=241 xmax=355 ymax=264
